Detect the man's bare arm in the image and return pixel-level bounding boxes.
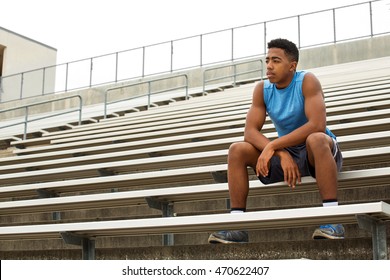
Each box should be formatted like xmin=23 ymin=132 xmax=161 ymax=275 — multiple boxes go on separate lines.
xmin=257 ymin=72 xmax=326 ymax=186
xmin=243 ymin=81 xmax=270 ymax=151
xmin=266 ymin=72 xmax=326 ymax=151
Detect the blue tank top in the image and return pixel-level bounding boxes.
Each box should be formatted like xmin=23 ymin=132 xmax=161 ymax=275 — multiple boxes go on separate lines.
xmin=263 ymin=71 xmax=336 ymax=139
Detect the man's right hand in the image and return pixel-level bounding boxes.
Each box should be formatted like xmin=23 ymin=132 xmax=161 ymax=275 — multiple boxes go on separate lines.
xmin=276 ymin=150 xmax=301 ymax=188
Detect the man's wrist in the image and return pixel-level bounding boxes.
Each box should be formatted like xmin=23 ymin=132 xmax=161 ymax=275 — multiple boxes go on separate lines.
xmin=275 ymin=149 xmax=289 ymax=158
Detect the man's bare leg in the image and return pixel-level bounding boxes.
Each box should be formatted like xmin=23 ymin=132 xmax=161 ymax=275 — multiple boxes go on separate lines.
xmin=227 ymin=142 xmax=261 ymax=209
xmin=306 ymin=132 xmax=338 ymax=200
xmin=306 ymin=132 xmax=345 ymax=239
xmin=208 ymin=141 xmax=259 ymax=244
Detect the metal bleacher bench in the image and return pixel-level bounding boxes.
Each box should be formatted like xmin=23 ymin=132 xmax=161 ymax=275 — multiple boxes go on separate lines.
xmin=0 ymin=201 xmax=389 ymax=260
xmin=0 ymin=165 xmax=389 ymax=216
xmin=6 ymin=76 xmax=390 ymax=147
xmin=8 ymin=114 xmax=390 ymax=157
xmin=1 ymin=130 xmax=388 ymax=168
xmin=0 ymin=145 xmax=389 ymax=259
xmin=0 ymin=145 xmax=389 ymax=187
xmin=8 ymin=103 xmax=390 ymax=151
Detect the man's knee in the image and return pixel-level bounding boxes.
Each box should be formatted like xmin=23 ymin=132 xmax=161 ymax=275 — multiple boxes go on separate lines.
xmin=306 ymin=132 xmax=333 ymax=153
xmin=228 ymin=142 xmax=247 ymax=158
xmin=229 ymin=141 xmax=259 ymax=160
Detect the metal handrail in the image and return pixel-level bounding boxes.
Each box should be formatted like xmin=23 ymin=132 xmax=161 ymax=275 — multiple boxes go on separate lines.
xmin=0 ymin=95 xmax=83 ymax=139
xmin=104 ymin=74 xmax=188 ymax=118
xmin=1 ymin=0 xmax=387 ymax=103
xmin=203 ymin=59 xmax=264 ymax=93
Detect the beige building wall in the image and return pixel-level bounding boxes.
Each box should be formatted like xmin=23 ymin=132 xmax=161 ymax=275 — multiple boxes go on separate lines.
xmin=0 ymin=27 xmax=57 ymax=102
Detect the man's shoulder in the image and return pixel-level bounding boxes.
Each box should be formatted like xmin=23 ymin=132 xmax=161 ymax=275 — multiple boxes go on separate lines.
xmin=301 ymin=71 xmax=324 ymax=97
xmin=262 ymin=79 xmax=273 ymax=90
xmin=301 ymin=71 xmax=323 ymax=87
xmin=296 ymin=70 xmax=309 ymax=81
xmin=300 ymin=70 xmax=321 ymax=80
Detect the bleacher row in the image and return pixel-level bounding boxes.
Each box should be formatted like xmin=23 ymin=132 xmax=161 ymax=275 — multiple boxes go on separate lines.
xmin=0 ymin=58 xmax=390 ymax=260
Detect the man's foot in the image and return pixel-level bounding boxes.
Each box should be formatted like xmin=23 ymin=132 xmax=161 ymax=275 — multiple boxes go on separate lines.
xmin=208 ymin=230 xmax=249 ymax=244
xmin=312 ymin=224 xmax=345 ymax=239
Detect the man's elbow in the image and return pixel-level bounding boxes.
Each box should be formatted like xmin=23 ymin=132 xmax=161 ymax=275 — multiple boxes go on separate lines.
xmin=243 ymin=133 xmax=250 ymax=143
xmin=243 ymin=131 xmax=253 ymax=143
xmin=313 ymin=122 xmax=326 ymax=133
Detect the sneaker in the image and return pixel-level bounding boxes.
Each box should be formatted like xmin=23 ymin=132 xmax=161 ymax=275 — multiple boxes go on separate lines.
xmin=208 ymin=230 xmax=249 ymax=244
xmin=312 ymin=224 xmax=345 ymax=239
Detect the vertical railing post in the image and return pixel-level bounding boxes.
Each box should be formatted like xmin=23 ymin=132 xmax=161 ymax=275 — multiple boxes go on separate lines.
xmin=20 ymin=73 xmax=24 ymax=100
xmin=200 ymin=34 xmax=203 ymax=67
xmin=23 ymin=106 xmax=28 ymax=140
xmin=170 ymin=40 xmax=174 ymax=72
xmin=369 ymin=1 xmax=374 ymax=37
xmin=115 ymin=52 xmax=119 ymax=83
xmin=89 ymin=58 xmax=93 ymax=87
xmin=297 ymin=15 xmax=301 ymax=49
xmin=42 ymin=67 xmax=46 ymax=95
xmin=185 ymin=74 xmax=189 ymax=100
xmin=233 ymin=64 xmax=237 ymax=87
xmin=104 ymin=89 xmax=108 ymax=119
xmin=333 ymin=8 xmax=337 ymax=43
xmin=203 ymin=68 xmax=209 ymax=94
xmin=78 ymin=95 xmax=83 ymax=126
xmin=263 ymin=22 xmax=267 ymax=54
xmin=147 ymin=80 xmax=151 ymax=109
xmin=231 ymin=28 xmax=234 ymax=62
xmin=142 ymin=46 xmax=146 ymax=78
xmin=65 ymin=63 xmax=69 ymax=92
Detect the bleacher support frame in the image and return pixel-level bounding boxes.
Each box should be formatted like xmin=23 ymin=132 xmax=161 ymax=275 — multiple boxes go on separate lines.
xmin=357 ymin=214 xmax=388 ymax=260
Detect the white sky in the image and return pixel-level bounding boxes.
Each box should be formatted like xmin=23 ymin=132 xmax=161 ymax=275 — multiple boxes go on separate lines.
xmin=0 ymin=0 xmax=379 ymax=64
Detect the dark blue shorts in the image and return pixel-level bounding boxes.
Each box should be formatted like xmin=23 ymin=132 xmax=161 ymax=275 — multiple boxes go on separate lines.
xmin=258 ymin=138 xmax=343 ymax=185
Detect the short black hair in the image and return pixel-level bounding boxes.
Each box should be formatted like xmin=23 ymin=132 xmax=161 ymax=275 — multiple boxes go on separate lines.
xmin=267 ymin=38 xmax=299 ymax=62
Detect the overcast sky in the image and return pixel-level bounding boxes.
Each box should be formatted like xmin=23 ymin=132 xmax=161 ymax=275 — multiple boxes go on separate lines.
xmin=0 ymin=0 xmax=381 ymax=64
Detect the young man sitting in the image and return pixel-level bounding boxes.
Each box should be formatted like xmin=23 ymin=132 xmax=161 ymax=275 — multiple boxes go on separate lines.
xmin=208 ymin=38 xmax=344 ymax=244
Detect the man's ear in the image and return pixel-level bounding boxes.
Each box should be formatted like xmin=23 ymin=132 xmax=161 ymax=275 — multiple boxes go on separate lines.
xmin=290 ymin=61 xmax=298 ymax=72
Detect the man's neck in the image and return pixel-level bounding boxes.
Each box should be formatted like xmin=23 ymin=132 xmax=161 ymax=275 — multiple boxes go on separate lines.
xmin=275 ymin=71 xmax=296 ymax=89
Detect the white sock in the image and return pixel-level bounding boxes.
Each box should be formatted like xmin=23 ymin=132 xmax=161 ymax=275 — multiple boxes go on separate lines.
xmin=230 ymin=210 xmax=245 ymax=214
xmin=323 ymin=201 xmax=338 ymax=207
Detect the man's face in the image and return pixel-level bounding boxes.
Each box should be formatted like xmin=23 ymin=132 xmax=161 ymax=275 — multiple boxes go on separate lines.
xmin=265 ymin=48 xmax=297 ymax=88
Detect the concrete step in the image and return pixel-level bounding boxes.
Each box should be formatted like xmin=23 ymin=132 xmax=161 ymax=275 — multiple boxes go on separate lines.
xmin=1 ymin=238 xmax=387 ymax=260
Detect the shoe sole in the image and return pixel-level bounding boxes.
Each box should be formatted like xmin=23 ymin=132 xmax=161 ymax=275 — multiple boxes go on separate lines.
xmin=208 ymin=235 xmax=248 ymax=244
xmin=312 ymin=230 xmax=345 ymax=240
